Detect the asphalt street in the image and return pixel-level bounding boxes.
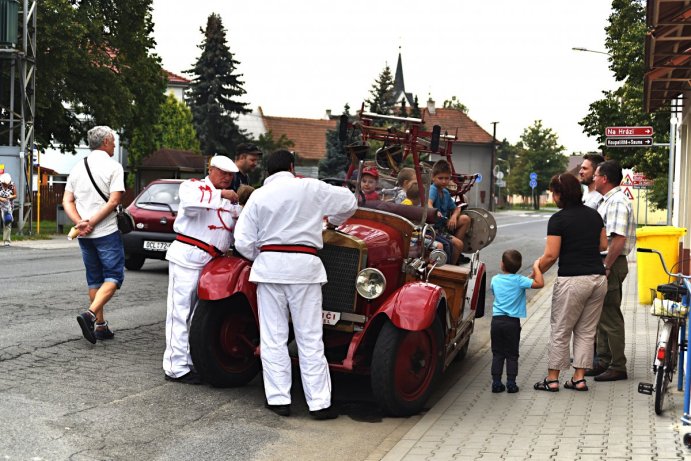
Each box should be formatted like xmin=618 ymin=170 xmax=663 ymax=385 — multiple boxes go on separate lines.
xmin=0 ymin=209 xmax=552 ymax=460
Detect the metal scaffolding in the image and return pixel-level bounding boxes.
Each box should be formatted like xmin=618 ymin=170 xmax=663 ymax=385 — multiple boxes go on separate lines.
xmin=0 ymin=0 xmax=36 ymax=233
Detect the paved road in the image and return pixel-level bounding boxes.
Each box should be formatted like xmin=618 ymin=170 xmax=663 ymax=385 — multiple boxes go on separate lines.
xmin=0 ymin=210 xmax=552 ymax=460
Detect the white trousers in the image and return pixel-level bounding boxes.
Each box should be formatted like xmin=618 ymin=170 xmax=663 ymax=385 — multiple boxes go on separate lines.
xmin=163 ymin=262 xmax=201 ymax=378
xmin=258 ymin=283 xmax=331 ymax=411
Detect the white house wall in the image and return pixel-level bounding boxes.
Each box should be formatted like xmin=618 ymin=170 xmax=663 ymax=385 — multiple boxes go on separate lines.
xmin=449 ymin=143 xmax=493 ymax=209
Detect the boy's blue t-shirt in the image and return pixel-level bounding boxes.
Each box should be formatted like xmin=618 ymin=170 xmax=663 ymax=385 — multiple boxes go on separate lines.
xmin=429 ymin=184 xmax=455 ymax=228
xmin=490 ymin=273 xmax=534 ymax=318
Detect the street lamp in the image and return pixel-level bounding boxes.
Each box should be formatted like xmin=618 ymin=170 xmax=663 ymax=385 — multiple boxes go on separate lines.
xmin=571 ymin=47 xmax=611 ymax=56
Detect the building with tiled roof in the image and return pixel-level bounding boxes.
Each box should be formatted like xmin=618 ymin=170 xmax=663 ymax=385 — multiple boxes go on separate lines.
xmin=237 ymin=107 xmax=337 ymax=178
xmin=164 ymin=70 xmax=191 ymax=102
xmin=262 ymin=115 xmax=337 ymax=162
xmin=420 ymin=100 xmax=496 ymax=208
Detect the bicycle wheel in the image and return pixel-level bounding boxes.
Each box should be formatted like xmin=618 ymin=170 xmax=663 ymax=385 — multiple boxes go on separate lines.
xmin=655 ymin=365 xmax=667 ymax=415
xmin=655 ymin=321 xmax=679 ymax=415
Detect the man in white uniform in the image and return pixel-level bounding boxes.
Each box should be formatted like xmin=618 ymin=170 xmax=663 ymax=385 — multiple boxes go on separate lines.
xmin=579 ymin=153 xmax=605 ymax=209
xmin=163 ymin=155 xmax=241 ymax=384
xmin=234 ymin=150 xmax=357 ymax=419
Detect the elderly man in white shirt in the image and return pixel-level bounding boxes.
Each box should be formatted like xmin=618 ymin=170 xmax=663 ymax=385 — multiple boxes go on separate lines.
xmin=163 ymin=155 xmax=242 ymax=384
xmin=234 ymin=150 xmax=357 ymax=420
xmin=64 ymin=126 xmax=125 ymax=344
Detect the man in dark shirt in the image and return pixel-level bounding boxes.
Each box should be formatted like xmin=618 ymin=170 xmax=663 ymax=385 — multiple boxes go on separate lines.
xmin=229 ymin=143 xmax=262 ymax=191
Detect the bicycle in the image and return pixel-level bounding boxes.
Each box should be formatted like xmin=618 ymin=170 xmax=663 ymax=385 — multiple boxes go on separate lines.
xmin=637 ymin=248 xmax=690 ymax=418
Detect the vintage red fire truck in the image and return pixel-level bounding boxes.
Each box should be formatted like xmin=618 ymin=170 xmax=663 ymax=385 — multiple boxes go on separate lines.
xmin=188 ymin=110 xmax=495 ymax=416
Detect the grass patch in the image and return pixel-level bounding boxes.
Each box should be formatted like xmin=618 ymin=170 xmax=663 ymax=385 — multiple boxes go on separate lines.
xmin=11 ymin=220 xmax=67 ymax=241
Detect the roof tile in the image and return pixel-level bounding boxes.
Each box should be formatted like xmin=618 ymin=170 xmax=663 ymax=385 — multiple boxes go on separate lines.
xmin=423 ymin=108 xmax=494 ymax=144
xmin=262 ymin=116 xmax=337 ymax=161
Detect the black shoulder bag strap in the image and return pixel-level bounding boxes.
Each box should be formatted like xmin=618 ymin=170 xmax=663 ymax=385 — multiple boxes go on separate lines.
xmin=83 ymin=157 xmax=109 ymax=203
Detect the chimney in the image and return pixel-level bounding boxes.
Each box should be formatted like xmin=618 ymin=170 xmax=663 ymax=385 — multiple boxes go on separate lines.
xmin=427 ymin=97 xmax=436 ymax=115
xmin=325 ymin=109 xmax=332 ymax=120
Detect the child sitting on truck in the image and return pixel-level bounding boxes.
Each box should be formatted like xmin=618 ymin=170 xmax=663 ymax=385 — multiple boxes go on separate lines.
xmin=490 ymin=250 xmax=544 ymax=393
xmin=360 ymin=167 xmax=380 ymax=201
xmin=428 ymin=160 xmax=471 ymax=265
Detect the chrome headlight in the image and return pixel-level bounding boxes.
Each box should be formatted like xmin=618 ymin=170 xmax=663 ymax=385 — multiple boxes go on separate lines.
xmin=356 ymin=268 xmax=386 ymax=299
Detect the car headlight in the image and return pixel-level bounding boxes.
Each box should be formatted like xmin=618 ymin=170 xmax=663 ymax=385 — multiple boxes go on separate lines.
xmin=356 ymin=268 xmax=386 ymax=299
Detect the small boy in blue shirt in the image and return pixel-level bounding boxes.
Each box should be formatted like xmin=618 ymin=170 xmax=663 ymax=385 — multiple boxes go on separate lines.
xmin=490 ymin=249 xmax=544 ymax=393
xmin=428 ymin=160 xmax=471 ymax=265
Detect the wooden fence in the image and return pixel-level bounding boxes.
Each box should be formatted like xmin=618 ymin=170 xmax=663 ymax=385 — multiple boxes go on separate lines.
xmin=31 ymin=184 xmax=136 ymax=222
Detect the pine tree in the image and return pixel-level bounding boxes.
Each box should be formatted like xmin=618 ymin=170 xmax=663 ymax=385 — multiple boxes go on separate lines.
xmin=319 ymin=104 xmax=351 ymax=178
xmin=411 ymin=95 xmax=422 ymax=119
xmin=398 ymin=97 xmax=408 ymax=117
xmin=187 ymin=13 xmax=250 ymax=156
xmin=367 ymin=64 xmax=396 ymax=117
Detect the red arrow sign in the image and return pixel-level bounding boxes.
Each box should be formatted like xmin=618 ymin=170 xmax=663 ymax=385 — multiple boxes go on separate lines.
xmin=605 ymin=126 xmax=654 ymax=137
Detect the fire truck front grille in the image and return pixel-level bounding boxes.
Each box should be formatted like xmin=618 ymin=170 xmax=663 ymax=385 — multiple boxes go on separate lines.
xmin=319 ymin=244 xmax=361 ymax=313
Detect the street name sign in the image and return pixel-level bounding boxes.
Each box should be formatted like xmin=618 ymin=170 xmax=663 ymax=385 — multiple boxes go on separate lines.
xmin=605 ymin=126 xmax=654 ymax=137
xmin=605 ymin=137 xmax=653 ymax=147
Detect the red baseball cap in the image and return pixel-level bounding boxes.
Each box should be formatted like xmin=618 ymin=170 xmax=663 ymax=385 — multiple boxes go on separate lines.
xmin=362 ymin=167 xmax=379 ymax=179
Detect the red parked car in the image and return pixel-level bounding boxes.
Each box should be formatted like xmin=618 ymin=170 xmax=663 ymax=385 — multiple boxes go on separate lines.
xmin=122 ymin=179 xmax=183 ymax=270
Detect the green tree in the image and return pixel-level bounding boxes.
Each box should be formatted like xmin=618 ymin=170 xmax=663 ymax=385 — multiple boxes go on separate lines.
xmin=507 ymin=121 xmax=568 ymax=210
xmin=411 ymin=95 xmax=422 ymax=118
xmin=247 ymin=131 xmax=295 ymax=186
xmin=26 ymin=0 xmax=166 ymax=156
xmin=496 ymin=138 xmax=520 ymax=206
xmin=187 ymin=13 xmax=250 ymax=156
xmin=442 ymin=96 xmax=469 ymax=114
xmin=366 ymin=64 xmax=396 ymax=118
xmin=398 ymin=97 xmax=408 ymax=117
xmin=579 ymin=0 xmax=670 ymax=208
xmin=320 ymin=105 xmax=352 ymax=178
xmin=130 ymin=93 xmax=200 ymax=160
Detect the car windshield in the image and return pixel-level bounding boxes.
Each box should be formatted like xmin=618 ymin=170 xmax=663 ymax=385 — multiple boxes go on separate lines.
xmin=136 ymin=183 xmax=180 ymax=212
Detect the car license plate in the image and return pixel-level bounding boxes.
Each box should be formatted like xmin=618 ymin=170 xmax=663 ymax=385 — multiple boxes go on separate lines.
xmin=143 ymin=240 xmax=171 ymax=252
xmin=322 ymin=311 xmax=341 ymax=325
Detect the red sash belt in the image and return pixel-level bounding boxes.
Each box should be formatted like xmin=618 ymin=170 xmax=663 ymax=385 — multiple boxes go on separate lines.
xmin=260 ymin=244 xmax=318 ymax=255
xmin=176 ymin=234 xmax=223 ymax=258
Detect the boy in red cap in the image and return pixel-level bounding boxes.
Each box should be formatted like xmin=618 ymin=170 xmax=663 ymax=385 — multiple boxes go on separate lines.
xmin=360 ymin=167 xmax=380 ymax=201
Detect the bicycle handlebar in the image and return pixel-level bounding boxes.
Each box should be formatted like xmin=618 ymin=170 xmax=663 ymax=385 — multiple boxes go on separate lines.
xmin=637 ymin=247 xmax=691 ymax=282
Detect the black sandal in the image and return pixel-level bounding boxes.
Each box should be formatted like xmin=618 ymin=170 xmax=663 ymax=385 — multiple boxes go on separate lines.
xmin=564 ymin=378 xmax=589 ymax=391
xmin=533 ymin=378 xmax=560 ymax=392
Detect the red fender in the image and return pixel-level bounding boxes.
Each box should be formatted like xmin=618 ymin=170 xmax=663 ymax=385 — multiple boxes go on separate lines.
xmin=376 ymin=282 xmax=445 ymax=331
xmin=197 ymin=256 xmax=257 ymax=309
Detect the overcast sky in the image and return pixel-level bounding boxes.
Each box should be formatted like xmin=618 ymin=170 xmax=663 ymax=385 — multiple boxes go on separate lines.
xmin=151 ymin=0 xmax=618 ymax=154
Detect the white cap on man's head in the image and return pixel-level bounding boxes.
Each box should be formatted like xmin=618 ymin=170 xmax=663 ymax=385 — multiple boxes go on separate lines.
xmin=209 ymin=155 xmax=239 ymax=173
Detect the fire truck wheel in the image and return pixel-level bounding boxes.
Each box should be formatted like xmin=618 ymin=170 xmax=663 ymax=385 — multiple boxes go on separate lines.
xmin=371 ymin=316 xmax=443 ymax=416
xmin=189 ymin=298 xmax=260 ymax=388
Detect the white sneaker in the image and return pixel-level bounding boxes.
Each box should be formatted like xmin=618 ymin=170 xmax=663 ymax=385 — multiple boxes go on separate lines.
xmin=3 ymin=241 xmax=9 ymax=246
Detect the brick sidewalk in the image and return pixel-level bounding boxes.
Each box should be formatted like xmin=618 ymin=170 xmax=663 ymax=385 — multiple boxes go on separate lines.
xmin=381 ymin=261 xmax=691 ymax=460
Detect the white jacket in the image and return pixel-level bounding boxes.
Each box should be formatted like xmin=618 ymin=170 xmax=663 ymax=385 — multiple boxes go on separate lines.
xmin=234 ymin=172 xmax=357 ymax=284
xmin=166 ymin=176 xmax=241 ymax=269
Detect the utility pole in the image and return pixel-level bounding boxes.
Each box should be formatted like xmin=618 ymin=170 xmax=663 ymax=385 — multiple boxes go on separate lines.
xmin=489 ymin=121 xmax=498 ymax=212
